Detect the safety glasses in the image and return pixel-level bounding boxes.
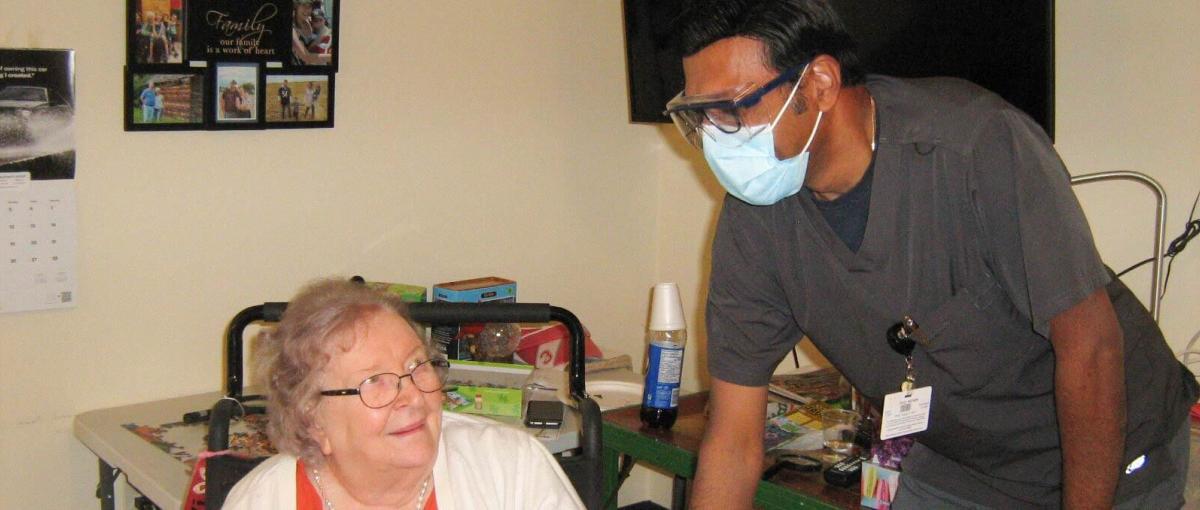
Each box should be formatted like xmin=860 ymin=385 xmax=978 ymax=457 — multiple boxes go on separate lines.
xmin=664 ymin=65 xmax=805 ymax=149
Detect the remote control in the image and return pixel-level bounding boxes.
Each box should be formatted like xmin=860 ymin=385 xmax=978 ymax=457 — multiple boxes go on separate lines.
xmin=823 ymin=455 xmax=863 ymax=488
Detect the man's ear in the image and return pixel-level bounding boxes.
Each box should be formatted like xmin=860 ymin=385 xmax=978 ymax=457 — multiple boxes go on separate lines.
xmin=806 ymin=54 xmax=843 ymax=112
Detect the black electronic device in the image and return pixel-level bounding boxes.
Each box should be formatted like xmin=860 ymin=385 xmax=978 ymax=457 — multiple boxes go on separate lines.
xmin=823 ymin=455 xmax=863 ymax=488
xmin=525 ymin=399 xmax=565 ymax=429
xmin=622 ymin=0 xmax=1055 ymax=137
xmin=762 ymin=454 xmax=823 ymax=480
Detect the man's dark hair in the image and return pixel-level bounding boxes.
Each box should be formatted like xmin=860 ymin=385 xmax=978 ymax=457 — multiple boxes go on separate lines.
xmin=674 ymin=0 xmax=865 ymax=86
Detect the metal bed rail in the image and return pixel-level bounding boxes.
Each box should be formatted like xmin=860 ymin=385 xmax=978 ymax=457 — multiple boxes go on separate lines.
xmin=1070 ymin=170 xmax=1167 ymax=322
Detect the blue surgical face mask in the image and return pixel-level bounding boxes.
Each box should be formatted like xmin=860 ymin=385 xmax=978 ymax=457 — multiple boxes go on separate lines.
xmin=702 ymin=66 xmax=822 ymax=206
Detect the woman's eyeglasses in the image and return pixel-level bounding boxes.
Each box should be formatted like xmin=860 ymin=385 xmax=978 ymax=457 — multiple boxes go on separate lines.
xmin=320 ymin=358 xmax=451 ymax=409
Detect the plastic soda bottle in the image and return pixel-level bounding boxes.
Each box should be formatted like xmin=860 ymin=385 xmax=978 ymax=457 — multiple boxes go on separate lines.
xmin=640 ymin=283 xmax=686 ymax=429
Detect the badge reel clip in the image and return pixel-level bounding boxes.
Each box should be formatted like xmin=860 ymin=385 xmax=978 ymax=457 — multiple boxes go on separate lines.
xmin=879 ymin=316 xmax=933 ymax=441
xmin=885 ymin=316 xmax=925 ymax=393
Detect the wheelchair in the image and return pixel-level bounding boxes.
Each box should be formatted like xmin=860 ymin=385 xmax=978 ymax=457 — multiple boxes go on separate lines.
xmin=199 ymin=299 xmax=603 ymax=510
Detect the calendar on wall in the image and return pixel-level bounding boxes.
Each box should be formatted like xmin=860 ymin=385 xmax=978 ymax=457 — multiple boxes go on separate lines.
xmin=1 ymin=177 xmax=77 ymax=312
xmin=0 ymin=48 xmax=78 ymax=314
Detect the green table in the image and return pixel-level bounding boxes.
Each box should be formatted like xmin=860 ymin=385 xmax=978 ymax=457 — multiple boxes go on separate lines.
xmin=601 ymin=392 xmax=859 ymax=510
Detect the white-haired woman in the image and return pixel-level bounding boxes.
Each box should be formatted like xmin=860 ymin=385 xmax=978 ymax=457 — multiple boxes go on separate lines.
xmin=224 ymin=279 xmax=583 ymax=509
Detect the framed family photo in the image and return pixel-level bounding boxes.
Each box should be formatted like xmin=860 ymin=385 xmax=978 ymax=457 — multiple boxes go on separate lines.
xmin=128 ymin=0 xmax=187 ymax=64
xmin=123 ymin=0 xmax=340 ymax=131
xmin=125 ymin=69 xmax=205 ymax=130
xmin=214 ymin=63 xmax=260 ymax=125
xmin=265 ymin=73 xmax=333 ymax=127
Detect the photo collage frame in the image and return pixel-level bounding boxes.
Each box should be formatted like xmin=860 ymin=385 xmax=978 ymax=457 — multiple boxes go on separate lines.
xmin=124 ymin=0 xmax=338 ymax=131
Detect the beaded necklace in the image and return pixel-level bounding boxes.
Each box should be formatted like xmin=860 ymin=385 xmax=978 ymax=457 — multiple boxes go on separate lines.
xmin=311 ymin=467 xmax=430 ymax=510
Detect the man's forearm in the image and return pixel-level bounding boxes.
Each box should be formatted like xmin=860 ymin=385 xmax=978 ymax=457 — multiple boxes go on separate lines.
xmin=1051 ymin=289 xmax=1126 ymax=509
xmin=691 ymin=426 xmax=763 ymax=509
xmin=690 ymin=379 xmax=769 ymax=509
xmin=1056 ymin=348 xmax=1124 ymax=509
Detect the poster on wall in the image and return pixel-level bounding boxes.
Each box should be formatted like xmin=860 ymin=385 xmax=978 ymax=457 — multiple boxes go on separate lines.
xmin=0 ymin=48 xmax=78 ymax=314
xmin=125 ymin=0 xmax=337 ymax=131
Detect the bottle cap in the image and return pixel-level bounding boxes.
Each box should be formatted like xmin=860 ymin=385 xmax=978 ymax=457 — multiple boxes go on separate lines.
xmin=649 ymin=282 xmax=685 ymax=331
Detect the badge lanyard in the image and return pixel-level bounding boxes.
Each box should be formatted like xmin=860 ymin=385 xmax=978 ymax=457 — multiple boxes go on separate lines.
xmin=879 ymin=316 xmax=932 ymax=440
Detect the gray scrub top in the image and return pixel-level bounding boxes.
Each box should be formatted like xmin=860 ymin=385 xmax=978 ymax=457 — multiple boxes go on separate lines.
xmin=706 ymin=75 xmax=1197 ymax=508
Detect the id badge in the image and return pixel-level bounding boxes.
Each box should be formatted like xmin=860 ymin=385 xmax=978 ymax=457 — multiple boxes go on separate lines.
xmin=879 ymin=386 xmax=932 ymax=440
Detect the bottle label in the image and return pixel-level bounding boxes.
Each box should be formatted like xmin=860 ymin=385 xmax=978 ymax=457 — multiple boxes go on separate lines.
xmin=644 ymin=342 xmax=684 ymax=409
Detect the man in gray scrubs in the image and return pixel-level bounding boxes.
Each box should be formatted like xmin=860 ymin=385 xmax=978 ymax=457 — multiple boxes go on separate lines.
xmin=665 ymin=0 xmax=1198 ymax=508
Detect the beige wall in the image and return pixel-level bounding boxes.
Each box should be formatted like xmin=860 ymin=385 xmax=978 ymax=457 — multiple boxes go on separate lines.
xmin=0 ymin=1 xmax=665 ymax=507
xmin=0 ymin=1 xmax=1196 ymax=508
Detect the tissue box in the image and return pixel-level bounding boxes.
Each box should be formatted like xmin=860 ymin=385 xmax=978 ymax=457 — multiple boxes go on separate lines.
xmin=861 ymin=461 xmax=901 ymax=509
xmin=444 ymin=385 xmax=523 ymax=417
xmin=432 ymin=276 xmax=516 ymax=302
xmin=442 ymin=360 xmax=531 ymax=418
xmin=447 ymin=359 xmax=533 ymax=388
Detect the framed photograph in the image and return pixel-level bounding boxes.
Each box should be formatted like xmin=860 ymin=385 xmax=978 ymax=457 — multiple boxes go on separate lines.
xmin=264 ymin=73 xmax=333 ymax=127
xmin=213 ymin=63 xmax=260 ymax=125
xmin=125 ymin=69 xmax=205 ymax=130
xmin=129 ymin=0 xmax=187 ymax=64
xmin=290 ymin=0 xmax=338 ymax=68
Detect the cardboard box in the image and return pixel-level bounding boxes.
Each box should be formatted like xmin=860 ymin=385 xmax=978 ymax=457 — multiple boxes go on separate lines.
xmin=430 ymin=277 xmax=516 ymax=359
xmin=365 ymin=281 xmax=427 ymax=303
xmin=443 ymin=385 xmax=523 ymax=417
xmin=861 ymin=461 xmax=901 ymax=509
xmin=442 ymin=360 xmax=532 ymax=418
xmin=432 ymin=276 xmax=516 ymax=302
xmin=513 ymin=322 xmax=604 ymax=369
xmin=447 ymin=359 xmax=533 ymax=388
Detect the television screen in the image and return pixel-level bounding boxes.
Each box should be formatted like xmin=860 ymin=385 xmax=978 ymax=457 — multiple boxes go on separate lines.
xmin=624 ymin=1 xmax=1055 ymax=137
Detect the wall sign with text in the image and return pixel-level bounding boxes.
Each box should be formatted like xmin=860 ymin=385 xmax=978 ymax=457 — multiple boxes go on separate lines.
xmin=124 ymin=0 xmax=338 ymax=131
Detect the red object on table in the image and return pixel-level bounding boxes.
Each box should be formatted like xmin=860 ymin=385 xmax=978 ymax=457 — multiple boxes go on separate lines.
xmin=514 ymin=323 xmax=603 ymax=369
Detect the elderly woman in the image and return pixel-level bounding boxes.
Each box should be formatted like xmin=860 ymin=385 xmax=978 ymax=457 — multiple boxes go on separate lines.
xmin=224 ymin=279 xmax=583 ymax=509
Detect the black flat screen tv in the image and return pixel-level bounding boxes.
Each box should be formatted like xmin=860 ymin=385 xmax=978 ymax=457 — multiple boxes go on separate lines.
xmin=624 ymin=1 xmax=1055 ymax=137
